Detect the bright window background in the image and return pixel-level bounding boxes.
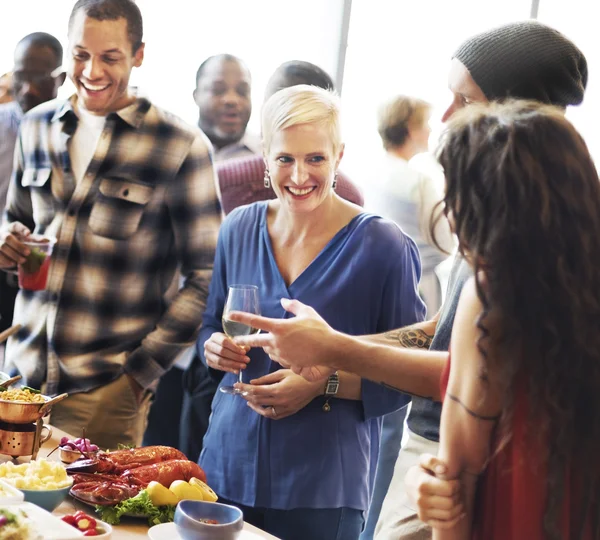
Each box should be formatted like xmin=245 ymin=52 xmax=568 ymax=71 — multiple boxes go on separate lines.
xmin=340 ymin=0 xmax=534 ymax=188
xmin=1 ymin=0 xmax=596 ymax=181
xmin=536 ymin=0 xmax=599 ymax=164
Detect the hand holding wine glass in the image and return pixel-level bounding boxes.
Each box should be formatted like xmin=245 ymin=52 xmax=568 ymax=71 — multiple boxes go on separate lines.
xmin=219 ymin=285 xmax=261 ymax=395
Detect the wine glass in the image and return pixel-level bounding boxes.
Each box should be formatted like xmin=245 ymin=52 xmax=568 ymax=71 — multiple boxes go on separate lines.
xmin=219 ymin=285 xmax=261 ymax=395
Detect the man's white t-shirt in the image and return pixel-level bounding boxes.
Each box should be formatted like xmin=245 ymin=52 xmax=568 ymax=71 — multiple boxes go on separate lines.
xmin=70 ymin=105 xmax=106 ymax=184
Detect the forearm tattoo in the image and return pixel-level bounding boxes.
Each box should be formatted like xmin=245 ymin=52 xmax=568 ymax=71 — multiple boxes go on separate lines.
xmin=446 ymin=392 xmax=501 ymax=421
xmin=385 ymin=328 xmax=433 ymax=349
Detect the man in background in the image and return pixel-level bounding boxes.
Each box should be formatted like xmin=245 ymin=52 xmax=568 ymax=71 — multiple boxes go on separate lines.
xmin=144 ymin=53 xmax=258 ymax=449
xmin=193 ymin=54 xmax=258 ymax=160
xmin=0 ymin=33 xmax=64 ymax=336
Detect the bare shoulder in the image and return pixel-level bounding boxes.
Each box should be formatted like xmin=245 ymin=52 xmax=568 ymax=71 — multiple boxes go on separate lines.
xmin=450 ymin=276 xmax=484 ymax=373
xmin=455 ymin=277 xmax=482 ymax=334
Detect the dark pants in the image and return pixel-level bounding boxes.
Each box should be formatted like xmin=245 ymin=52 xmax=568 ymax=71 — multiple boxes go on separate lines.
xmin=219 ymin=498 xmax=365 ymax=540
xmin=0 ymin=274 xmax=18 ymax=333
xmin=142 ymin=366 xmax=185 ymax=449
xmin=178 ymin=354 xmax=220 ymax=462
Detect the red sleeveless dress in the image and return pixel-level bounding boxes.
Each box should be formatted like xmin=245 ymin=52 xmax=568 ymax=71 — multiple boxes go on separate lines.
xmin=440 ymin=357 xmax=592 ymax=539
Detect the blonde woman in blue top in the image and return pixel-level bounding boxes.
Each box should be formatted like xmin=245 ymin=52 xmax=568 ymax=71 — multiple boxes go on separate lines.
xmin=197 ymin=85 xmax=426 ymax=540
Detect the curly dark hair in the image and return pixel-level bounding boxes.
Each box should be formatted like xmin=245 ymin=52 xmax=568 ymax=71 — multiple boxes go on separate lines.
xmin=436 ymin=100 xmax=600 ymax=538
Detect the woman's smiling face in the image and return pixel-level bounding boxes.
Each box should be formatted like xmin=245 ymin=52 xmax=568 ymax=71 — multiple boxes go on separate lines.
xmin=266 ymin=122 xmax=343 ymax=214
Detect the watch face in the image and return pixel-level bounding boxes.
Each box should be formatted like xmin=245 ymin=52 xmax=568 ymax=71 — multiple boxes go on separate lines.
xmin=325 ymin=373 xmax=340 ymax=396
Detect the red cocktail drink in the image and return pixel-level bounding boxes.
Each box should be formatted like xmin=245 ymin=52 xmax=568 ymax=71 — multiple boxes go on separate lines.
xmin=18 ymin=238 xmax=56 ymax=291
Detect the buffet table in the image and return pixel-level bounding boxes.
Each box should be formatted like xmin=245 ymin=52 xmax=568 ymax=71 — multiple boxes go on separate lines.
xmin=40 ymin=425 xmax=278 ymax=539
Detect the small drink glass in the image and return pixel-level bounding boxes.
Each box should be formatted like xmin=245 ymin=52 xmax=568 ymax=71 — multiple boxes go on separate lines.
xmin=18 ymin=237 xmax=56 ymax=291
xmin=220 ymin=285 xmax=261 ymax=395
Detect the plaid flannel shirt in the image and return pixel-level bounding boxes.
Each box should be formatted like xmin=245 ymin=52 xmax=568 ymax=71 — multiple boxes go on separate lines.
xmin=3 ymin=94 xmax=221 ymax=396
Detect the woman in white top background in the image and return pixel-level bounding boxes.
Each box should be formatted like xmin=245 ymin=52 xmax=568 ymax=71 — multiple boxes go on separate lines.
xmin=360 ymin=96 xmax=455 ymax=540
xmin=368 ymin=96 xmax=454 ymax=315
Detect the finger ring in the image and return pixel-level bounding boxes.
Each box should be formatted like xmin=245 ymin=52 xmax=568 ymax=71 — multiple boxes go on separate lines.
xmin=271 ymin=406 xmax=277 ymax=418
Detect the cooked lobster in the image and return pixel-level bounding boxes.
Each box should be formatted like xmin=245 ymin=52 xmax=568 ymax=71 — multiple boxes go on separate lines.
xmin=121 ymin=459 xmax=206 ymax=487
xmin=69 ymin=458 xmax=207 ymax=506
xmin=70 ymin=480 xmax=140 ymax=506
xmin=66 ymin=445 xmax=187 ymax=475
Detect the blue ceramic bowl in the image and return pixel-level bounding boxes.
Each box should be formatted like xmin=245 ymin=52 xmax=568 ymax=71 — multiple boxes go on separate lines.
xmin=175 ymin=500 xmax=244 ymax=540
xmin=20 ymin=481 xmax=72 ymax=512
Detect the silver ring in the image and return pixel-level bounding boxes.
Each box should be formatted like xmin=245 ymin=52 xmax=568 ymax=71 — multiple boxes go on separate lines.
xmin=271 ymin=406 xmax=277 ymax=417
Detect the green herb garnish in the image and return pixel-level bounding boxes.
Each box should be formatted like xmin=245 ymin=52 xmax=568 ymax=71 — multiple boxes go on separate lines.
xmin=117 ymin=443 xmax=136 ymax=450
xmin=21 ymin=248 xmax=46 ymax=274
xmin=0 ymin=508 xmax=18 ymax=524
xmin=94 ymin=490 xmax=175 ymax=526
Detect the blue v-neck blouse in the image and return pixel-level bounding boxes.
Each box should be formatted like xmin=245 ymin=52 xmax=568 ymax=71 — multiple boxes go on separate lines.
xmin=198 ymin=201 xmax=426 ymax=511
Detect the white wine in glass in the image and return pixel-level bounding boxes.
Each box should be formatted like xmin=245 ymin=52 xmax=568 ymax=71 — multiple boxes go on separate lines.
xmin=220 ymin=284 xmax=261 ymax=395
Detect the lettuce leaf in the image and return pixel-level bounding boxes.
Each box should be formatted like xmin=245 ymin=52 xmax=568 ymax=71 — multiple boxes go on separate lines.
xmin=94 ymin=490 xmax=176 ymax=526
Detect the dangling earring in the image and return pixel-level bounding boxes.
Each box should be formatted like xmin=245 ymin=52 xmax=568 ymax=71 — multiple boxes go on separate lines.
xmin=332 ymin=172 xmax=338 ymax=190
xmin=264 ymin=169 xmax=271 ymax=189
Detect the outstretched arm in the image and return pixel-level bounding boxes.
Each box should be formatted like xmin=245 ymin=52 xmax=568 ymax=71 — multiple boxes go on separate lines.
xmin=231 ymin=298 xmax=447 ymax=400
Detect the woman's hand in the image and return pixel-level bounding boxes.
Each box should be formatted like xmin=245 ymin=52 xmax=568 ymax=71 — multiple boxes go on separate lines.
xmin=406 ymin=453 xmax=464 ymax=529
xmin=204 ymin=332 xmax=249 ymax=374
xmin=235 ymin=369 xmax=323 ymax=420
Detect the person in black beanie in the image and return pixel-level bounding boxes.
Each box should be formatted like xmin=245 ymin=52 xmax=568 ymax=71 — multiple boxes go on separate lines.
xmin=451 ymin=20 xmax=587 ymax=109
xmin=376 ymin=20 xmax=588 ymax=540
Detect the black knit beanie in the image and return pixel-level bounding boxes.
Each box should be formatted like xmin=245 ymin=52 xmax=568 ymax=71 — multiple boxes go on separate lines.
xmin=453 ymin=21 xmax=587 ymax=107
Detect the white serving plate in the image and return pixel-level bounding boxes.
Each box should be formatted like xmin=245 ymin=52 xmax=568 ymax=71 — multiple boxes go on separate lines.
xmin=0 ymin=502 xmax=84 ymax=539
xmin=0 ymin=478 xmax=25 ymax=503
xmin=148 ymin=521 xmax=264 ymax=540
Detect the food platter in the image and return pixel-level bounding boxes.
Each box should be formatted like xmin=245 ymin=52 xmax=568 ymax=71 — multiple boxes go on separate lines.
xmin=65 ymin=444 xmax=212 ymax=526
xmin=0 ymin=502 xmax=84 ymax=539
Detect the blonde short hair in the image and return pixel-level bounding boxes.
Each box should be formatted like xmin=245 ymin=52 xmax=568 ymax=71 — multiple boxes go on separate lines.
xmin=378 ymin=95 xmax=430 ymax=150
xmin=262 ymin=84 xmax=342 ymax=154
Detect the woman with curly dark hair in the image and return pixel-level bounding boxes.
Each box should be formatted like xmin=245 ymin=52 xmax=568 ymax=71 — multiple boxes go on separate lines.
xmin=434 ymin=100 xmax=600 ymax=539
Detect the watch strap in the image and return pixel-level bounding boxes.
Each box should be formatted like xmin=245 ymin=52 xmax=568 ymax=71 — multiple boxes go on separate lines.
xmin=322 ymin=371 xmax=339 ymax=412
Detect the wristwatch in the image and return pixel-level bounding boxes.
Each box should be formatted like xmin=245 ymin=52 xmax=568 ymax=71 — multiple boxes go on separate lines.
xmin=322 ymin=371 xmax=339 ymax=412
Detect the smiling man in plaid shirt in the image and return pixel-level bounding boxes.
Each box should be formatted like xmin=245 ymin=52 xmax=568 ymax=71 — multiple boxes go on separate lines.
xmin=0 ymin=0 xmax=220 ymax=448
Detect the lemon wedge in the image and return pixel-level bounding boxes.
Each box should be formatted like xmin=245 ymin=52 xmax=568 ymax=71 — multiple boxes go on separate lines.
xmin=147 ymin=481 xmax=179 ymax=506
xmin=189 ymin=477 xmax=219 ymax=502
xmin=169 ymin=479 xmax=205 ymax=501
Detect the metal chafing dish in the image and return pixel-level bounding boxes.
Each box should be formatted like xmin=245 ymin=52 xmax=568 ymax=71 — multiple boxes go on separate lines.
xmin=0 ymin=371 xmax=67 ymax=458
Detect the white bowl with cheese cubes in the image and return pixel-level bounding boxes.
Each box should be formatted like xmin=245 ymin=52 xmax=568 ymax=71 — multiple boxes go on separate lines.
xmin=0 ymin=459 xmax=73 ymax=511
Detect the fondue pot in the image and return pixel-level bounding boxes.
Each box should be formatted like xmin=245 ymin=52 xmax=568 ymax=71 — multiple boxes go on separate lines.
xmin=0 ymin=377 xmax=68 ymax=459
xmin=0 ymin=393 xmax=68 ymax=424
xmin=0 ymin=421 xmax=52 ymax=457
